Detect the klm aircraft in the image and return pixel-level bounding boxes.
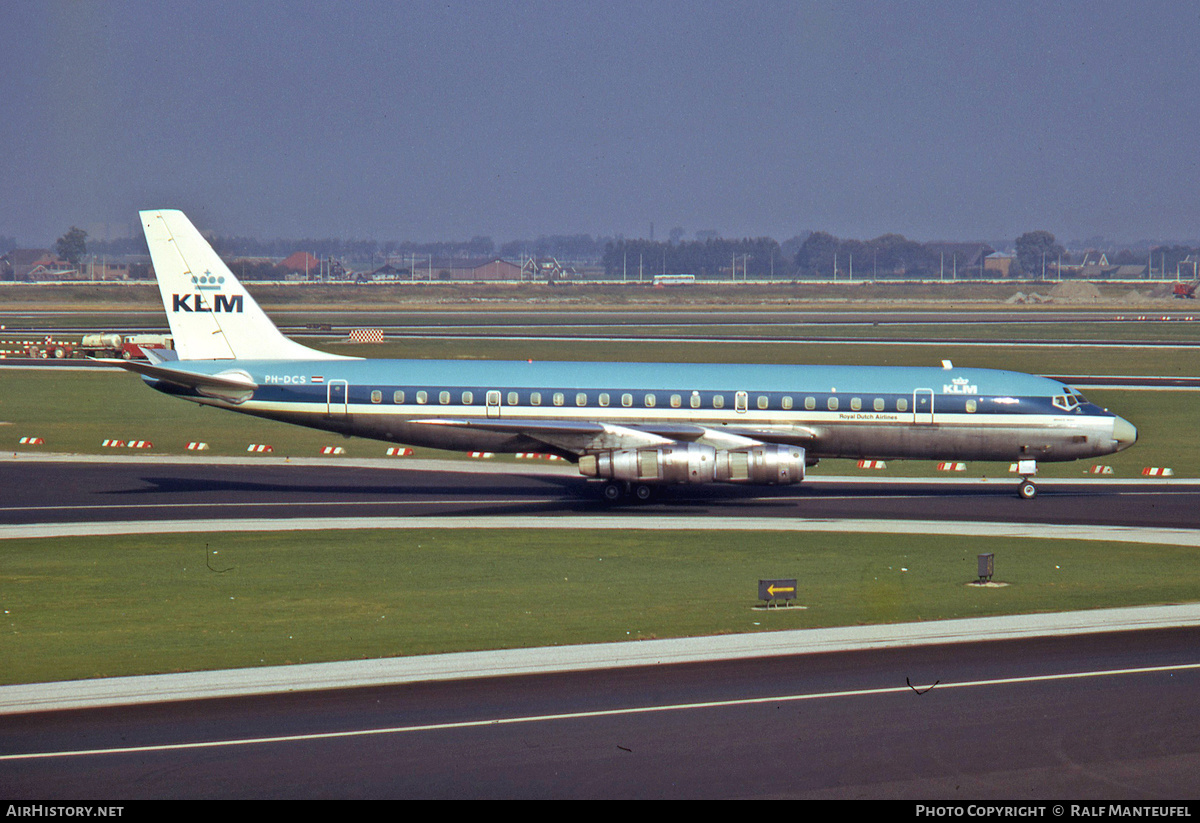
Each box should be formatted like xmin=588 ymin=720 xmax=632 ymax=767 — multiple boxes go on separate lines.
xmin=108 ymin=209 xmax=1137 ymax=500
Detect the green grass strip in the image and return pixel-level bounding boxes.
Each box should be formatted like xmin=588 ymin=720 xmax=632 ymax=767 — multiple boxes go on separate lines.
xmin=3 ymin=528 xmax=1197 ymax=685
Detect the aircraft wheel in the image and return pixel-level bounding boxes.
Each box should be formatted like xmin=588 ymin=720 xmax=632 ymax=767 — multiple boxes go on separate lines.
xmin=633 ymin=484 xmax=654 ymax=502
xmin=601 ymin=482 xmax=624 ymax=502
xmin=1018 ymin=481 xmax=1037 ymax=500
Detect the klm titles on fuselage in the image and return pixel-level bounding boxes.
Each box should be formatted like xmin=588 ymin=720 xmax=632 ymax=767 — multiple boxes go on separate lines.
xmin=171 ymin=293 xmax=244 ymax=313
xmin=943 ymin=378 xmax=978 ymax=394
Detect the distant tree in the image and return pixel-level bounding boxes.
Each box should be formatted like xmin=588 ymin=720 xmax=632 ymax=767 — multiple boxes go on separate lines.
xmin=794 ymin=231 xmax=840 ymax=277
xmin=55 ymin=226 xmax=88 ymax=269
xmin=1014 ymin=231 xmax=1064 ymax=278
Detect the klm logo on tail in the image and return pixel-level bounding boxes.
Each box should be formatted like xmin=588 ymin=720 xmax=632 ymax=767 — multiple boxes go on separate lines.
xmin=171 ymin=269 xmax=244 ymax=313
xmin=172 ymin=293 xmax=244 ymax=313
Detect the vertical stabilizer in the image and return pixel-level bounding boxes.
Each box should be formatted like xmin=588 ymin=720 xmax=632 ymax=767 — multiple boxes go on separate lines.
xmin=140 ymin=209 xmax=349 ymax=361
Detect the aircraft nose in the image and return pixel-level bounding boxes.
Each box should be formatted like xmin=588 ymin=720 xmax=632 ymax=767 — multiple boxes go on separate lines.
xmin=1112 ymin=416 xmax=1138 ymax=450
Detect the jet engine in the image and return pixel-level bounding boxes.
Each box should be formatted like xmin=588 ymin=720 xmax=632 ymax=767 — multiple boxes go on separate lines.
xmin=578 ymin=443 xmax=805 ymax=485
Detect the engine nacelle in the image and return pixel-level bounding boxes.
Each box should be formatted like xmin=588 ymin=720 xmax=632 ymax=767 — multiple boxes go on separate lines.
xmin=578 ymin=443 xmax=806 ymax=486
xmin=714 ymin=444 xmax=805 ymax=485
xmin=579 ymin=443 xmax=717 ymax=484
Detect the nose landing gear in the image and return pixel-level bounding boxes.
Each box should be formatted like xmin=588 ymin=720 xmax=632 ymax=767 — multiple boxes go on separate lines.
xmin=1015 ymin=459 xmax=1038 ymax=500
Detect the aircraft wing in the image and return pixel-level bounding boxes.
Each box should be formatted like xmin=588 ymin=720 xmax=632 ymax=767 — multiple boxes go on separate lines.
xmin=413 ymin=417 xmax=818 ymax=456
xmin=96 ymin=358 xmax=258 ymax=404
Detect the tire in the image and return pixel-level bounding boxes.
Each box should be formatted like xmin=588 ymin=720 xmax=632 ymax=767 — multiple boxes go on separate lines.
xmin=601 ymin=482 xmax=623 ymax=502
xmin=1018 ymin=481 xmax=1037 ymax=500
xmin=633 ymin=484 xmax=653 ymax=502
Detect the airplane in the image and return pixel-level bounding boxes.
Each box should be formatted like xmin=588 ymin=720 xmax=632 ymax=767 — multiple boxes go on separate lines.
xmin=104 ymin=209 xmax=1137 ymax=501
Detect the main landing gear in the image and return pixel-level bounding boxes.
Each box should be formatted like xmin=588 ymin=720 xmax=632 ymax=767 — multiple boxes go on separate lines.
xmin=600 ymin=481 xmax=655 ymax=503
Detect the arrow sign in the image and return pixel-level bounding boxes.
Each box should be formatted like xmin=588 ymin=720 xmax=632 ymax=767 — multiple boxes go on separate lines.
xmin=759 ymin=579 xmax=798 ymax=603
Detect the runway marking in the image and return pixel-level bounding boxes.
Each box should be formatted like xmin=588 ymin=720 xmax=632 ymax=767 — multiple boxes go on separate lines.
xmin=4 ymin=515 xmax=1200 ymax=547
xmin=4 ymin=662 xmax=1197 ymax=762
xmin=0 ymin=498 xmax=564 ymax=514
xmin=2 ymin=485 xmax=1199 ymax=517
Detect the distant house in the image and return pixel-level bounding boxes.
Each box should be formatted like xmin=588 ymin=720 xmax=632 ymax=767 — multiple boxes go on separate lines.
xmin=1110 ymin=264 xmax=1148 ymax=278
xmin=278 ymin=251 xmax=322 ymax=276
xmin=520 ymin=257 xmax=578 ymax=282
xmin=923 ymin=242 xmax=995 ymax=275
xmin=984 ymin=252 xmax=1015 ymax=277
xmin=0 ymin=249 xmax=74 ymax=280
xmin=420 ymin=257 xmax=523 ymax=281
xmin=360 ymin=263 xmax=409 ymax=282
xmin=1080 ymin=251 xmax=1109 ymax=267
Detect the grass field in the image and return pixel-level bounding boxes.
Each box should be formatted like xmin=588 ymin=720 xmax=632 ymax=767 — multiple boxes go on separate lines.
xmin=4 ymin=527 xmax=1198 ymax=685
xmin=0 ymin=279 xmax=1174 ymax=311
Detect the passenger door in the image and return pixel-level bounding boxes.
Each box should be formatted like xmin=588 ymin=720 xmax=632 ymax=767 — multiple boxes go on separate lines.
xmin=327 ymin=379 xmax=349 ymax=416
xmin=913 ymin=388 xmax=934 ymax=424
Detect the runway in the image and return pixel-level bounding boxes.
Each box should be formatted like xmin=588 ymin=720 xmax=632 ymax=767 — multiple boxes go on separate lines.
xmin=3 ymin=457 xmax=1199 ymax=799
xmin=3 ymin=456 xmax=1200 ymax=530
xmin=3 ymin=624 xmax=1199 ymax=798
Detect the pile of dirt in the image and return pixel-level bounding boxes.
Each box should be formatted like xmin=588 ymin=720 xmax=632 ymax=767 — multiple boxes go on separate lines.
xmin=1049 ymin=281 xmax=1102 ymax=302
xmin=1005 ymin=291 xmax=1050 ymax=304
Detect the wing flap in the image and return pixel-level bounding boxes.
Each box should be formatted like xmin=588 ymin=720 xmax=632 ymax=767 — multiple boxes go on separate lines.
xmin=411 ymin=417 xmax=817 ymax=455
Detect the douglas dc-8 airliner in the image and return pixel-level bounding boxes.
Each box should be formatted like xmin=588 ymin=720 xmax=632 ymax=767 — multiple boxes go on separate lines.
xmin=107 ymin=209 xmax=1137 ymax=500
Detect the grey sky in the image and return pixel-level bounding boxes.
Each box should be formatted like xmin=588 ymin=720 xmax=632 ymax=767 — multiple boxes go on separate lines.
xmin=3 ymin=0 xmax=1200 ymax=247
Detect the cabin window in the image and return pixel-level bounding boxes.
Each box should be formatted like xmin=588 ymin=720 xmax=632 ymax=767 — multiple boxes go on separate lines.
xmin=805 ymin=397 xmax=816 ymax=411
xmin=531 ymin=392 xmax=542 ymax=406
xmin=827 ymin=397 xmax=839 ymax=411
xmin=576 ymin=392 xmax=588 ymax=407
xmin=712 ymin=394 xmax=725 ymax=409
xmin=599 ymin=393 xmax=610 ymax=407
xmin=371 ymin=390 xmax=382 ymax=404
xmin=553 ymin=392 xmax=564 ymax=406
xmin=966 ymin=399 xmax=977 ymax=413
xmin=507 ymin=391 xmax=519 ymax=406
xmin=416 ymin=391 xmax=428 ymax=405
xmin=461 ymin=391 xmax=473 ymax=405
xmin=757 ymin=395 xmax=769 ymax=410
xmin=690 ymin=392 xmax=701 ymax=408
xmin=782 ymin=396 xmax=793 ymax=410
xmin=850 ymin=397 xmax=861 ymax=411
xmin=439 ymin=391 xmax=450 ymax=405
xmin=622 ymin=393 xmax=633 ymax=407
xmin=873 ymin=398 xmax=885 ymax=412
xmin=896 ymin=398 xmax=908 ymax=412
xmin=393 ymin=390 xmax=405 ymax=404
xmin=645 ymin=393 xmax=657 ymax=408
xmin=670 ymin=394 xmax=682 ymax=408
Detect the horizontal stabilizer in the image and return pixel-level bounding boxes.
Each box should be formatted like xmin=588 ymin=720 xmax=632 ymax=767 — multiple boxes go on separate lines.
xmin=96 ymin=358 xmax=258 ymax=404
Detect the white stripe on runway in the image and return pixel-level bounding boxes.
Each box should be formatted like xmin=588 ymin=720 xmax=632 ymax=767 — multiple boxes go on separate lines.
xmin=4 ymin=661 xmax=1199 ymax=761
xmin=4 ymin=515 xmax=1200 ymax=547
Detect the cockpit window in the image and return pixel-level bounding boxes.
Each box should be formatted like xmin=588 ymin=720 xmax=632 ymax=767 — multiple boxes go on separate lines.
xmin=1052 ymin=393 xmax=1081 ymax=412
